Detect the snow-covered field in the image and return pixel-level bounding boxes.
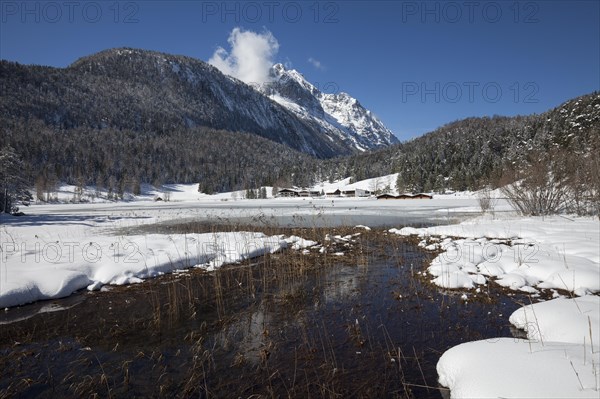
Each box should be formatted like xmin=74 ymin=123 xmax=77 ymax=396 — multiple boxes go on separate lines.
xmin=2 ymin=190 xmax=598 ymax=398
xmin=16 ymin=190 xmax=494 ymax=230
xmin=1 ymin=194 xmax=485 ymax=309
xmin=34 ymin=177 xmax=488 ymax=203
xmin=391 ymin=215 xmax=600 ymax=398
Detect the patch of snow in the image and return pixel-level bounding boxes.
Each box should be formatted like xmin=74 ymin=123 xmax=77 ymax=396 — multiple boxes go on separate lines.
xmin=391 ymin=215 xmax=600 ymax=295
xmin=285 ymin=235 xmax=318 ymax=250
xmin=509 ymin=295 xmax=600 ymax=345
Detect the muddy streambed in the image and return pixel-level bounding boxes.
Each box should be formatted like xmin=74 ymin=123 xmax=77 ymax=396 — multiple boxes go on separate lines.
xmin=0 ymin=228 xmax=534 ymax=398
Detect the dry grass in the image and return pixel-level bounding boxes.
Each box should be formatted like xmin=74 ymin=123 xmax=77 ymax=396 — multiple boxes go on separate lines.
xmin=0 ymin=225 xmax=543 ymax=398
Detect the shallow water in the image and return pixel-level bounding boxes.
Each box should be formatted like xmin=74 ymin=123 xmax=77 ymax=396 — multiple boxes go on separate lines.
xmin=0 ymin=230 xmax=532 ymax=398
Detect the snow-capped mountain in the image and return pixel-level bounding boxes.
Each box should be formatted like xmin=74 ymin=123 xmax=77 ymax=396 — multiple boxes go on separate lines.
xmin=0 ymin=48 xmax=367 ymax=158
xmin=264 ymin=63 xmax=399 ymax=151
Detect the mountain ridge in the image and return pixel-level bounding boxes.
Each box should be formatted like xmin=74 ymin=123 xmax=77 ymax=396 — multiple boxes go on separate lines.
xmin=1 ymin=47 xmax=380 ymax=158
xmin=265 ymin=63 xmax=399 ymax=151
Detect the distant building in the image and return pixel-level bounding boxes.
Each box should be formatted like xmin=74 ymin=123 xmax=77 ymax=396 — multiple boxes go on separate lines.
xmin=412 ymin=193 xmax=433 ymax=199
xmin=276 ymin=188 xmax=298 ymax=197
xmin=377 ymin=193 xmax=433 ymax=200
xmin=277 ymin=188 xmax=321 ymax=198
xmin=298 ymin=190 xmax=320 ymax=197
xmin=376 ymin=193 xmax=398 ymax=200
xmin=327 ymin=188 xmax=372 ymax=197
xmin=277 ymin=187 xmax=378 ymax=199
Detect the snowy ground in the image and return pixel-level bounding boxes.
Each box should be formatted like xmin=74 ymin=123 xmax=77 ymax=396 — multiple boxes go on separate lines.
xmin=4 ymin=192 xmax=598 ymax=397
xmin=1 ymin=194 xmax=487 ymax=309
xmin=391 ymin=215 xmax=600 ymax=398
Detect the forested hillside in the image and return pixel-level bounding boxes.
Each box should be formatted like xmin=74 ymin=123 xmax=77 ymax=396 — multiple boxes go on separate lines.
xmin=1 ymin=46 xmax=598 ymax=200
xmin=1 ymin=118 xmax=318 ymax=197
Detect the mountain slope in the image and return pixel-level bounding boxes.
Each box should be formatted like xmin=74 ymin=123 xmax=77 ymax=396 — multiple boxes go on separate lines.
xmin=265 ymin=63 xmax=399 ymax=151
xmin=0 ymin=48 xmax=364 ymax=158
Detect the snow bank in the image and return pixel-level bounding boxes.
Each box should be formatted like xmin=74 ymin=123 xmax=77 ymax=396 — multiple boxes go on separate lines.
xmin=509 ymin=295 xmax=600 ymax=346
xmin=391 ymin=216 xmax=600 ymax=295
xmin=0 ymin=230 xmax=316 ymax=309
xmin=438 ymin=296 xmax=600 ymax=398
xmin=437 ymin=338 xmax=599 ymax=398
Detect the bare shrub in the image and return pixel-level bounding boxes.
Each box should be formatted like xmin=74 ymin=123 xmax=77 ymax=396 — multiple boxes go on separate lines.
xmin=501 ymin=150 xmax=574 ymax=216
xmin=501 ymin=141 xmax=600 ymax=217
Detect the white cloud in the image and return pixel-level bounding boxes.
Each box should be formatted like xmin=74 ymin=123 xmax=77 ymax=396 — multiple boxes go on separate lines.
xmin=283 ymin=58 xmax=293 ymax=70
xmin=208 ymin=27 xmax=279 ymax=86
xmin=308 ymin=57 xmax=325 ymax=70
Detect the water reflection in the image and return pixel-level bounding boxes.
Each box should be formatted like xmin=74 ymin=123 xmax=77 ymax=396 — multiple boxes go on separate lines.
xmin=0 ymin=231 xmax=534 ymax=398
xmin=322 ymin=265 xmax=362 ymax=303
xmin=0 ymin=294 xmax=85 ymax=325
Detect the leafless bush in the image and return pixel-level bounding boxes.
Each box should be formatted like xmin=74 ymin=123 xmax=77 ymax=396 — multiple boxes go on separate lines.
xmin=501 ymin=146 xmax=599 ymax=217
xmin=501 ymin=151 xmax=573 ymax=216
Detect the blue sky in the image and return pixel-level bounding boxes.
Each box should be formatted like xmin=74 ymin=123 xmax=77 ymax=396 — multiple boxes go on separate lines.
xmin=1 ymin=0 xmax=599 ymax=140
